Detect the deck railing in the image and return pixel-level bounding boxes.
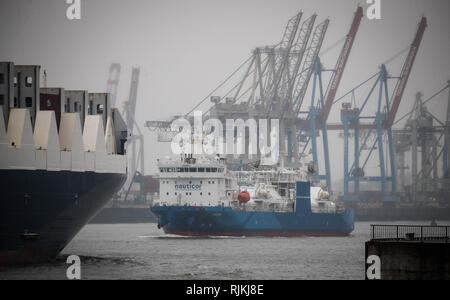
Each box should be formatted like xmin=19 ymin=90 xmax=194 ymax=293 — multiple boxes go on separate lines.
xmin=370 ymin=225 xmax=450 ymax=242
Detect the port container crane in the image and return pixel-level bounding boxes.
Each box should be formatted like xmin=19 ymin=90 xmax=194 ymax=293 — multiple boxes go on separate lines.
xmin=294 ymin=6 xmax=363 ymax=191
xmin=339 ymin=17 xmax=426 ymax=202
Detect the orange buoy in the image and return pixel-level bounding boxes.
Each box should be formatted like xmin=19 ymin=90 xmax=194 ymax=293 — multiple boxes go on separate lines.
xmin=238 ymin=191 xmax=250 ymax=204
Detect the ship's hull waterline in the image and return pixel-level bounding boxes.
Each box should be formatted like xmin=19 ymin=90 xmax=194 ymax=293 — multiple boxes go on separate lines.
xmin=152 ymin=205 xmax=354 ymax=237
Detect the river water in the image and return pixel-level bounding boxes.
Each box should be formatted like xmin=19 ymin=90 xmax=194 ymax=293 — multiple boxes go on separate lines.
xmin=0 ymin=221 xmax=445 ymax=280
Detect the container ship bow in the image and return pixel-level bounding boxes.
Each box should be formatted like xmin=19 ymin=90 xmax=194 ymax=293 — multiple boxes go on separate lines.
xmin=151 ymin=156 xmax=354 ymax=237
xmin=0 ymin=61 xmax=128 ymax=265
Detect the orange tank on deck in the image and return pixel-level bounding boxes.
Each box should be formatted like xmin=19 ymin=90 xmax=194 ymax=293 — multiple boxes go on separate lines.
xmin=238 ymin=191 xmax=250 ymax=204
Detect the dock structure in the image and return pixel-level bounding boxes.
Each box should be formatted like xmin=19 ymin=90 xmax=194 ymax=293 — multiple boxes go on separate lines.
xmin=366 ymin=224 xmax=450 ymax=280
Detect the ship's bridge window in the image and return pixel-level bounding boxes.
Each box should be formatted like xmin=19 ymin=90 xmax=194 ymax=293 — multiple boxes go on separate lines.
xmin=189 ymin=168 xmax=197 ymax=172
xmin=198 ymin=167 xmax=205 ymax=172
xmin=176 ymin=167 xmax=183 ymax=172
xmin=166 ymin=168 xmax=174 ymax=173
xmin=184 ymin=167 xmax=189 ymax=172
xmin=206 ymin=168 xmax=211 ymax=172
xmin=211 ymin=168 xmax=217 ymax=172
xmin=160 ymin=168 xmax=166 ymax=172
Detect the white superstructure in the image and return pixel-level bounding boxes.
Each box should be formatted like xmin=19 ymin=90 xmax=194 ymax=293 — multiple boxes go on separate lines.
xmin=157 ymin=156 xmax=236 ymax=207
xmin=0 ymin=108 xmax=126 ymax=174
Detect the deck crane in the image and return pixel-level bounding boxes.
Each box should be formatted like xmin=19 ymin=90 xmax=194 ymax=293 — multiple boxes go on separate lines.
xmin=339 ymin=16 xmax=427 ymax=202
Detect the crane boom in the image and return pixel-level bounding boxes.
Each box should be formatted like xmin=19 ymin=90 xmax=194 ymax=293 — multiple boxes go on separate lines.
xmin=124 ymin=67 xmax=140 ymax=135
xmin=320 ymin=6 xmax=363 ymax=121
xmin=292 ymin=19 xmax=329 ymax=115
xmin=386 ymin=17 xmax=427 ymax=125
xmin=106 ymin=63 xmax=121 ymax=108
xmin=265 ymin=12 xmax=303 ymax=115
xmin=280 ymin=14 xmax=316 ymax=115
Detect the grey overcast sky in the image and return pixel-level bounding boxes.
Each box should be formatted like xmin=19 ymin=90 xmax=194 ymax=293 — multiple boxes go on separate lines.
xmin=1 ymin=0 xmax=449 ymax=180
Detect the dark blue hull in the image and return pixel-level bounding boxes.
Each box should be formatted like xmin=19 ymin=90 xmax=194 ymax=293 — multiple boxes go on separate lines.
xmin=0 ymin=169 xmax=126 ymax=265
xmin=151 ymin=206 xmax=354 ymax=237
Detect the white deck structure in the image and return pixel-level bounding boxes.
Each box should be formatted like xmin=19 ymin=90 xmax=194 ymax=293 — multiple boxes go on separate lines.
xmin=157 ymin=156 xmax=236 ymax=207
xmin=0 ymin=108 xmax=126 ymax=174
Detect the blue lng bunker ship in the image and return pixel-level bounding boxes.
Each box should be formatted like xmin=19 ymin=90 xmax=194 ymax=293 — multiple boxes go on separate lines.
xmin=151 ymin=157 xmax=354 ymax=237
